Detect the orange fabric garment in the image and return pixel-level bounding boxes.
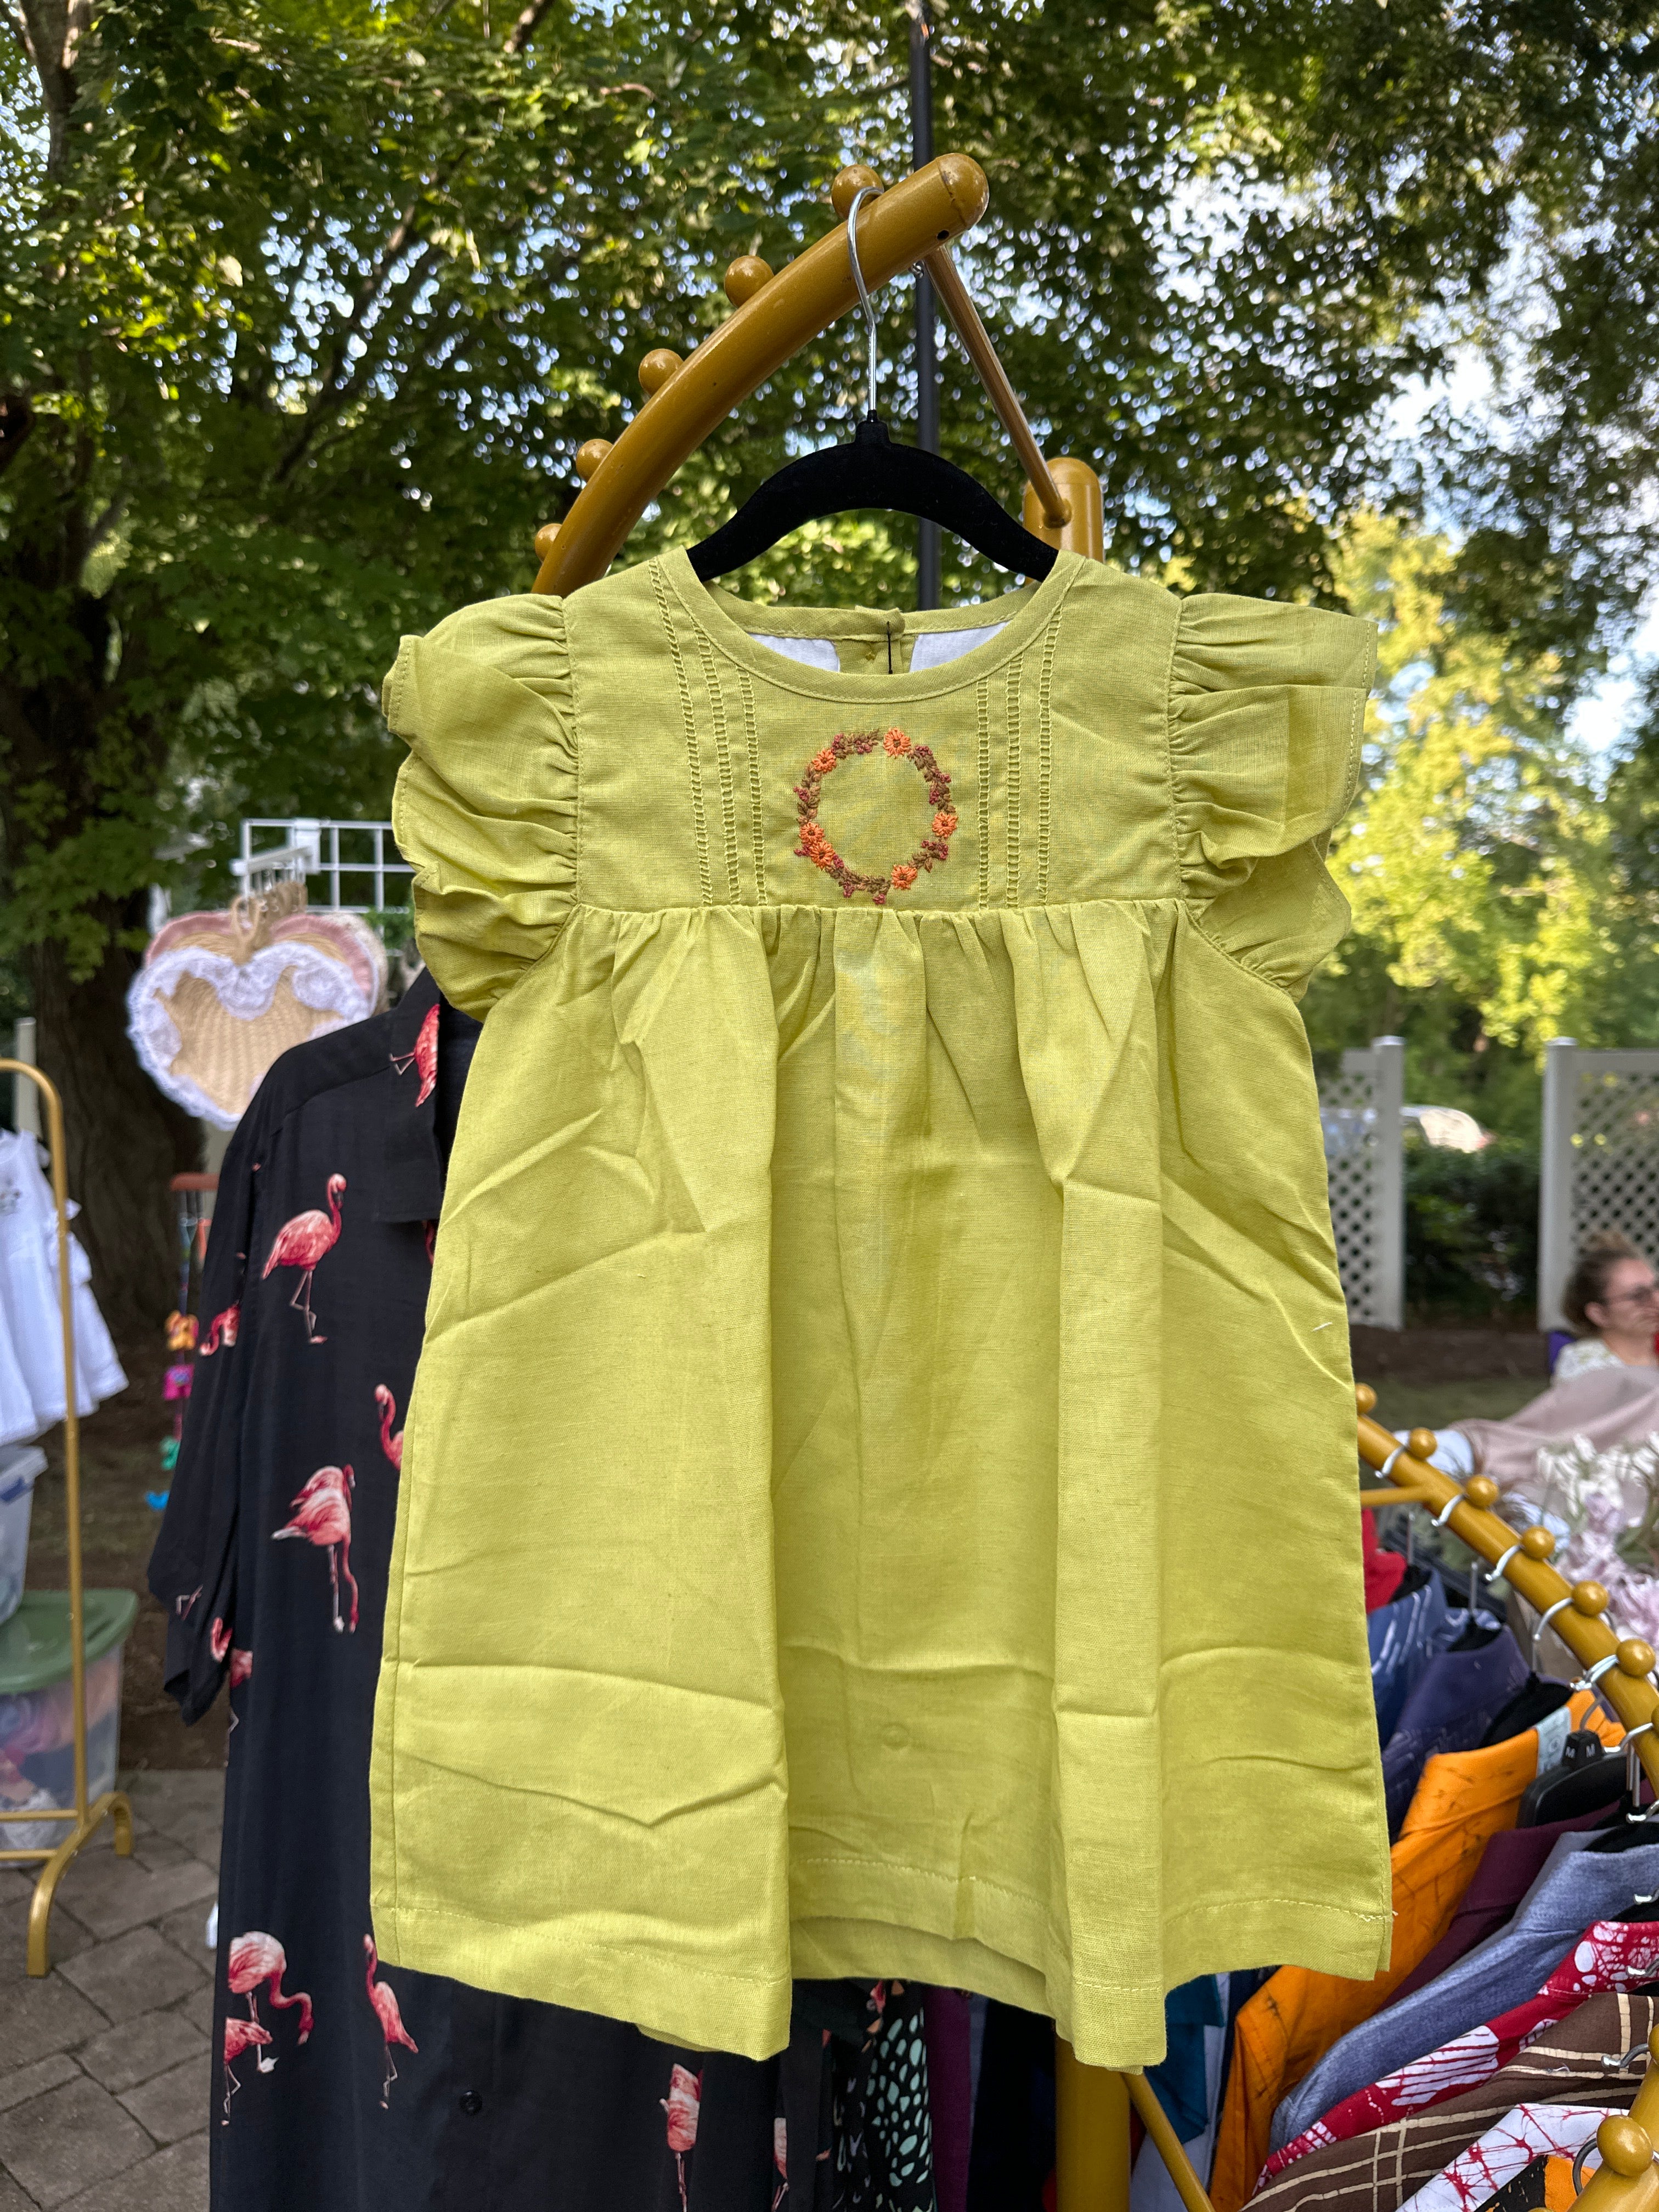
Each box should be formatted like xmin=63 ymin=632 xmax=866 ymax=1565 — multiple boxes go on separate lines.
xmin=1211 ymin=1692 xmax=1621 ymax=2212
xmin=1541 ymin=2157 xmax=1579 ymax=2212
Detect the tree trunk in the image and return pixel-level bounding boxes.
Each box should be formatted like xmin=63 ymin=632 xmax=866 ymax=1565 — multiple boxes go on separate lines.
xmin=29 ymin=926 xmax=202 ymax=1345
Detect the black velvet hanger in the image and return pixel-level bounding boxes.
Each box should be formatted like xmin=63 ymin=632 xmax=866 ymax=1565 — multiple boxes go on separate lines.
xmin=689 ymin=415 xmax=1056 ymax=582
xmin=1518 ymin=1728 xmax=1628 ymax=1826
xmin=688 ymin=180 xmax=1056 ymax=585
xmin=1479 ymin=1673 xmax=1573 ymax=1748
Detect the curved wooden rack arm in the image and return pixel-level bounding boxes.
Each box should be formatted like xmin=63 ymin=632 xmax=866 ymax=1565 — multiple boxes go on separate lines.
xmin=532 ymin=156 xmax=1105 ymax=596
xmin=533 ymin=156 xmax=989 ymax=596
xmin=1356 ymin=1385 xmax=1659 ymax=1798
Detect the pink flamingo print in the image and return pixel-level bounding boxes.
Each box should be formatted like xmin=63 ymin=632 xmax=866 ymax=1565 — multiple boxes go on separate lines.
xmin=374 ymin=1385 xmax=403 ymax=1471
xmin=662 ymin=2063 xmax=702 ymax=2210
xmin=772 ymin=2117 xmax=788 ymax=2209
xmin=391 ymin=1003 xmax=439 ymax=1105
xmin=222 ymin=2017 xmax=273 ymax=2120
xmin=210 ymin=1617 xmax=230 ymax=1664
xmin=199 ymin=1302 xmax=240 ymax=1356
xmin=273 ymin=1465 xmax=357 ymax=1632
xmin=227 ymin=1931 xmax=313 ymax=2053
xmin=227 ymin=1645 xmax=252 ymax=1733
xmin=262 ymin=1173 xmax=346 ymax=1342
xmin=363 ymin=1936 xmax=419 ymax=2106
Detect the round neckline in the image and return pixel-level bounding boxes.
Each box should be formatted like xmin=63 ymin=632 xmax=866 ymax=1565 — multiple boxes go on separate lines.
xmin=662 ymin=546 xmax=1085 ymax=701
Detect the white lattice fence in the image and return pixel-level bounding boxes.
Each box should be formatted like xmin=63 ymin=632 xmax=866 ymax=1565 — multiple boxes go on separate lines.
xmin=235 ymin=818 xmax=411 ymax=912
xmin=1319 ymin=1037 xmax=1405 ymax=1329
xmin=1539 ymin=1042 xmax=1659 ymax=1327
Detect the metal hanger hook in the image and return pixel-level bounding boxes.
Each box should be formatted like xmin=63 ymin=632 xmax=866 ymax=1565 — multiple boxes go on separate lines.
xmin=845 ymin=184 xmax=882 ymax=420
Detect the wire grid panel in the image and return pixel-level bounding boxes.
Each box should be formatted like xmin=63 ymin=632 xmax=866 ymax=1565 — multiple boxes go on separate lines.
xmin=1319 ymin=1041 xmax=1405 ymax=1327
xmin=237 ymin=819 xmax=411 ymax=912
xmin=1569 ymin=1053 xmax=1659 ymax=1265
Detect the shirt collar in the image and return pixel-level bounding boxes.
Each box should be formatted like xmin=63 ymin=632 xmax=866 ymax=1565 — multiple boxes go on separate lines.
xmin=378 ymin=967 xmax=445 ymax=1224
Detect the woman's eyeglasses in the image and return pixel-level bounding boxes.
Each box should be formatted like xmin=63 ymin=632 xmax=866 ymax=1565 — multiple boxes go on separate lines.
xmin=1605 ymin=1283 xmax=1659 ymax=1307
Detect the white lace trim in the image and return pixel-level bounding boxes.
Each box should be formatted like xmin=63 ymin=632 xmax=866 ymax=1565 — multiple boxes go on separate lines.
xmin=127 ymin=942 xmax=377 ymax=1126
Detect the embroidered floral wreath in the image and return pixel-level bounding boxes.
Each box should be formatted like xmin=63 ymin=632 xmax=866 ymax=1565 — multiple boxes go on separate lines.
xmin=792 ymin=726 xmax=957 ymax=905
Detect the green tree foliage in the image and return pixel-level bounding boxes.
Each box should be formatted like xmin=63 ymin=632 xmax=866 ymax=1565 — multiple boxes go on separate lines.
xmin=1304 ymin=514 xmax=1659 ymax=1137
xmin=5 ymin=0 xmax=1659 ymax=1327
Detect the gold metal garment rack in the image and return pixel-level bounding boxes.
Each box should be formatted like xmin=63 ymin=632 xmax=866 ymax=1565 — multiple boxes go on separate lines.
xmin=0 ymin=1060 xmax=134 ymax=1972
xmin=526 ymin=157 xmax=1209 ymax=2212
xmin=1356 ymin=1385 xmax=1659 ymax=1790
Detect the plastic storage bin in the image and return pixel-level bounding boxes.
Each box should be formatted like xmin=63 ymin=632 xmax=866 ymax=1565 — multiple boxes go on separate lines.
xmin=0 ymin=1444 xmax=46 ymax=1628
xmin=0 ymin=1590 xmax=137 ymax=1850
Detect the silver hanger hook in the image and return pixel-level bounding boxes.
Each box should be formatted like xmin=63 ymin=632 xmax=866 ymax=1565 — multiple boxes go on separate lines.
xmin=845 ymin=184 xmax=881 ymax=419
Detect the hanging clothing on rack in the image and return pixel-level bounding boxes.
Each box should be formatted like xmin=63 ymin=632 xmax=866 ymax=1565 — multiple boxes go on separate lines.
xmin=149 ymin=970 xmax=944 ymax=2210
xmin=0 ymin=1127 xmax=126 ymax=1446
xmin=1379 ymin=1616 xmax=1528 ymax=1833
xmin=1210 ymin=1688 xmax=1622 ymax=2211
xmin=1382 ymin=1806 xmax=1619 ymax=2010
xmin=1263 ymin=1915 xmax=1659 ymax=2183
xmin=1269 ymin=1833 xmax=1659 ymax=2160
xmin=1240 ymin=1980 xmax=1659 ymax=2212
xmin=371 ymin=553 xmax=1391 ymax=2072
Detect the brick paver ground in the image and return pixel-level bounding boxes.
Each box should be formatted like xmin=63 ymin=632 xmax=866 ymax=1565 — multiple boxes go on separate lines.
xmin=0 ymin=1772 xmax=221 ymax=2209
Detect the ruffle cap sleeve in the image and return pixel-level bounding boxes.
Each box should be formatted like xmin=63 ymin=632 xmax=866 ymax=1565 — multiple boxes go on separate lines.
xmin=1170 ymin=594 xmax=1375 ymax=997
xmin=383 ymin=594 xmax=575 ymax=1018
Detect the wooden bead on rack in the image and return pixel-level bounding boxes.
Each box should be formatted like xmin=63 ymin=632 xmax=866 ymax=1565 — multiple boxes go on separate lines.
xmin=1464 ymin=1476 xmax=1500 ymax=1510
xmin=1521 ymin=1526 xmax=1555 ymax=1560
xmin=1593 ymin=2115 xmax=1652 ymax=2180
xmin=1408 ymin=1428 xmax=1438 ymax=1463
xmin=574 ymin=439 xmax=612 ymax=482
xmin=724 ymin=256 xmax=772 ymax=306
xmin=831 ymin=164 xmax=884 ymax=217
xmin=1573 ymin=1581 xmax=1611 ymax=1616
xmin=1356 ymin=1384 xmax=1377 ymax=1416
xmin=638 ymin=350 xmax=682 ymax=396
xmin=1618 ymin=1639 xmax=1658 ymax=1678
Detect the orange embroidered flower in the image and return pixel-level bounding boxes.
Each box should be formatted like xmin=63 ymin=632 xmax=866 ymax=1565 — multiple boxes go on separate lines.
xmin=933 ymin=809 xmax=958 ymax=838
xmin=890 ymin=863 xmax=918 ymax=890
xmin=883 ymin=727 xmax=912 ymax=757
xmin=810 ymin=747 xmax=838 ymax=775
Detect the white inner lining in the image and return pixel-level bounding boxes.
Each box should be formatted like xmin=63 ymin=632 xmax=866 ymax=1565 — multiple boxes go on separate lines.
xmin=750 ymin=622 xmax=1010 ymax=674
xmin=910 ymin=623 xmax=1009 ymax=670
xmin=752 ymin=635 xmax=840 ymax=672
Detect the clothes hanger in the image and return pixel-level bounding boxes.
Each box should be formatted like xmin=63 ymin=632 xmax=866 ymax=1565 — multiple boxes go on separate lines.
xmin=687 ymin=183 xmax=1056 ymax=582
xmin=1519 ymin=1727 xmax=1629 ymax=1825
xmin=1478 ymin=1673 xmax=1573 ymax=1748
xmin=1588 ymin=1723 xmax=1659 ymax=1852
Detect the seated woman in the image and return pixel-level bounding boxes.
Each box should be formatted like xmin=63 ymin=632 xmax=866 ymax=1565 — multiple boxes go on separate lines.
xmin=1555 ymin=1229 xmax=1659 ymax=1380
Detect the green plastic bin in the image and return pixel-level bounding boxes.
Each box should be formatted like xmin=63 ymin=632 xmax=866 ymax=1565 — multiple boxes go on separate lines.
xmin=0 ymin=1591 xmax=138 ymax=1848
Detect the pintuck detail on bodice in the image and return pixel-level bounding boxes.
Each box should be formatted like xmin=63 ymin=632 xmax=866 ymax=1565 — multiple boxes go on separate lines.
xmin=383 ymin=550 xmax=1372 ymax=1010
xmin=370 ymin=549 xmax=1390 ymax=2074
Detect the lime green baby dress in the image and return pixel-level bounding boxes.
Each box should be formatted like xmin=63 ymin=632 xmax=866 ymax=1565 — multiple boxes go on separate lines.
xmin=368 ymin=548 xmax=1393 ymax=2069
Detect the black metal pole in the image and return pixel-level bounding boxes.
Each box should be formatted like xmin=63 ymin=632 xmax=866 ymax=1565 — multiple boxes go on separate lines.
xmin=909 ymin=3 xmax=941 ymax=610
